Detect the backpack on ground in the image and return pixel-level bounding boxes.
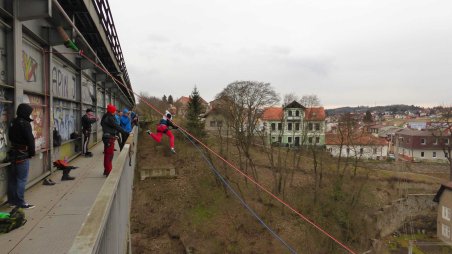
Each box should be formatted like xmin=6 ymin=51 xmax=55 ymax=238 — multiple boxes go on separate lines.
xmin=0 ymin=207 xmax=27 ymax=233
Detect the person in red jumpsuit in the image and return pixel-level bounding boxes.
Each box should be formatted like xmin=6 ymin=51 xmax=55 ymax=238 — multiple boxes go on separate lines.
xmin=146 ymin=111 xmax=178 ymax=153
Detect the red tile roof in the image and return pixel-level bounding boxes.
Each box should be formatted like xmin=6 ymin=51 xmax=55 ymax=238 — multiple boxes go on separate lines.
xmin=262 ymin=107 xmax=283 ymax=121
xmin=305 ymin=107 xmax=326 ymax=121
xmin=325 ymin=133 xmax=388 ymax=146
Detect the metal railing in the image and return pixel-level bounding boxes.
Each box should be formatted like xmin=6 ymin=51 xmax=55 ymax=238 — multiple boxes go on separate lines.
xmin=69 ymin=126 xmax=138 ymax=254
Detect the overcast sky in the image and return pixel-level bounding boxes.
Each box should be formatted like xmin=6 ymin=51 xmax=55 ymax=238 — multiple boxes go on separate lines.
xmin=109 ymin=0 xmax=452 ymax=109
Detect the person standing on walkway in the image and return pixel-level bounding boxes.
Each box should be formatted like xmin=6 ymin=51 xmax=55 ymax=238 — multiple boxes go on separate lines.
xmin=115 ymin=110 xmax=122 ymax=150
xmin=7 ymin=103 xmax=35 ymax=209
xmin=146 ymin=110 xmax=178 ymax=154
xmin=81 ymin=108 xmax=97 ymax=157
xmin=120 ymin=108 xmax=132 ymax=150
xmin=101 ymin=104 xmax=128 ymax=176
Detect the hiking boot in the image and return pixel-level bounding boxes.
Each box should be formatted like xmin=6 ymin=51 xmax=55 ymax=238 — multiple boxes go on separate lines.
xmin=43 ymin=179 xmax=55 ymax=185
xmin=85 ymin=153 xmax=93 ymax=157
xmin=61 ymin=174 xmax=75 ymax=181
xmin=8 ymin=203 xmax=16 ymax=208
xmin=20 ymin=203 xmax=35 ymax=209
xmin=170 ymin=148 xmax=176 ymax=154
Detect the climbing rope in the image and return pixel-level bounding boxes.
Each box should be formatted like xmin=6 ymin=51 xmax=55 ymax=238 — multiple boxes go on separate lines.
xmin=178 ymin=128 xmax=298 ymax=253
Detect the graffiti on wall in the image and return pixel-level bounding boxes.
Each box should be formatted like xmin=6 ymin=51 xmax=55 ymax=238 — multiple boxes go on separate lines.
xmin=53 ymin=100 xmax=76 ymax=141
xmin=0 ymin=99 xmax=9 ymax=162
xmin=23 ymin=94 xmax=45 ymax=150
xmin=52 ymin=62 xmax=76 ymax=100
xmin=22 ymin=50 xmax=38 ymax=82
xmin=82 ymin=77 xmax=95 ymax=105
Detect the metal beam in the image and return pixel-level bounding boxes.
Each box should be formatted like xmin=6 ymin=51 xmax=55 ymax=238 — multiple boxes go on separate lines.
xmin=18 ymin=0 xmax=51 ymax=21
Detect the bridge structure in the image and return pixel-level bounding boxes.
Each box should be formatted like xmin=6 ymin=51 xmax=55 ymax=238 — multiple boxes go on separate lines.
xmin=0 ymin=0 xmax=137 ymax=253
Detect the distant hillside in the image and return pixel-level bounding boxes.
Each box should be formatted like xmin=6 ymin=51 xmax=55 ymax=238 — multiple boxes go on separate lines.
xmin=326 ymin=105 xmax=423 ymax=116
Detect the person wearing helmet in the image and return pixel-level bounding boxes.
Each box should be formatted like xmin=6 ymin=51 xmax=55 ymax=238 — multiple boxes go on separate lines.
xmin=146 ymin=111 xmax=178 ymax=153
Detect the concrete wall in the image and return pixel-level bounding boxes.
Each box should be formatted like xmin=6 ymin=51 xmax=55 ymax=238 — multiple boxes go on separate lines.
xmin=372 ymin=194 xmax=436 ymax=238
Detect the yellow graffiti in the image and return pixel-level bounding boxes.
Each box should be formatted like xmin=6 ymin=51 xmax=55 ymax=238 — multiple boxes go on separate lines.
xmin=22 ymin=50 xmax=38 ymax=82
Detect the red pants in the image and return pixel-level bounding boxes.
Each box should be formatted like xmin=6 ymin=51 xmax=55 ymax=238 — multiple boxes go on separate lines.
xmin=103 ymin=137 xmax=116 ymax=175
xmin=150 ymin=124 xmax=175 ymax=148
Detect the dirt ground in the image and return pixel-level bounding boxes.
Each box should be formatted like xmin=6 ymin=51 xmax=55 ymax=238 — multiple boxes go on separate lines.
xmin=130 ymin=129 xmax=448 ymax=253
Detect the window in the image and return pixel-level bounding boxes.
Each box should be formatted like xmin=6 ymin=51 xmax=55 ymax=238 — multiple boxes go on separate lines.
xmin=308 ymin=123 xmax=313 ymax=130
xmin=288 ymin=111 xmax=293 ymax=116
xmin=328 ymin=148 xmax=333 ymax=152
xmin=315 ymin=123 xmax=320 ymax=131
xmin=346 ymin=148 xmax=350 ymax=155
xmin=295 ymin=123 xmax=300 ymax=131
xmin=272 ymin=137 xmax=276 ymax=141
xmin=445 ymin=139 xmax=450 ymax=145
xmin=421 ymin=152 xmax=424 ymax=157
xmin=308 ymin=137 xmax=313 ymax=144
xmin=295 ymin=110 xmax=300 ymax=116
xmin=271 ymin=123 xmax=276 ymax=131
xmin=217 ymin=121 xmax=223 ymax=127
xmin=360 ymin=148 xmax=364 ymax=155
xmin=443 ymin=206 xmax=451 ymax=221
xmin=442 ymin=224 xmax=451 ymax=238
xmin=433 ymin=152 xmax=437 ymax=158
xmin=421 ymin=138 xmax=426 ymax=145
xmin=210 ymin=121 xmax=216 ymax=127
xmin=288 ymin=137 xmax=292 ymax=143
xmin=446 ymin=152 xmax=449 ymax=158
xmin=315 ymin=137 xmax=320 ymax=144
xmin=277 ymin=123 xmax=282 ymax=130
xmin=278 ymin=136 xmax=282 ymax=143
xmin=434 ymin=138 xmax=438 ymax=145
xmin=288 ymin=123 xmax=292 ymax=131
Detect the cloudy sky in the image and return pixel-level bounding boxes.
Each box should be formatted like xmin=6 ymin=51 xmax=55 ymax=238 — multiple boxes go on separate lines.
xmin=109 ymin=0 xmax=452 ymax=109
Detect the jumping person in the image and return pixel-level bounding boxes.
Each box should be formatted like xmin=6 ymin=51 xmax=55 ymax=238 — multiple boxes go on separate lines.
xmin=81 ymin=108 xmax=97 ymax=157
xmin=7 ymin=103 xmax=35 ymax=209
xmin=100 ymin=104 xmax=128 ymax=176
xmin=146 ymin=111 xmax=178 ymax=153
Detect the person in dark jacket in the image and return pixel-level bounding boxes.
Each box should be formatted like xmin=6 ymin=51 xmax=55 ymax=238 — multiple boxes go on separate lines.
xmin=146 ymin=110 xmax=178 ymax=154
xmin=7 ymin=103 xmax=35 ymax=209
xmin=81 ymin=108 xmax=97 ymax=157
xmin=101 ymin=104 xmax=128 ymax=176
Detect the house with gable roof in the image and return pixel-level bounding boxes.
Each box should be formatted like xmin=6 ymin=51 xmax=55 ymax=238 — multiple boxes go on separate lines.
xmin=261 ymin=101 xmax=326 ymax=146
xmin=433 ymin=182 xmax=452 ymax=245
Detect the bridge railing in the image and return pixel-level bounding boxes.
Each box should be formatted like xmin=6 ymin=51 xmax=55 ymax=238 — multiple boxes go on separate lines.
xmin=68 ymin=126 xmax=138 ymax=254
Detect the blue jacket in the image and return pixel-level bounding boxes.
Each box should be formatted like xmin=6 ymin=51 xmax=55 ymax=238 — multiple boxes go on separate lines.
xmin=120 ymin=115 xmax=132 ymax=132
xmin=114 ymin=115 xmax=120 ymax=125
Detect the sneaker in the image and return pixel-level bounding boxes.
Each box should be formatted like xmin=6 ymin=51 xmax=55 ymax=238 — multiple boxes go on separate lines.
xmin=20 ymin=204 xmax=35 ymax=209
xmin=85 ymin=153 xmax=93 ymax=157
xmin=146 ymin=130 xmax=152 ymax=135
xmin=8 ymin=203 xmax=16 ymax=208
xmin=170 ymin=148 xmax=176 ymax=154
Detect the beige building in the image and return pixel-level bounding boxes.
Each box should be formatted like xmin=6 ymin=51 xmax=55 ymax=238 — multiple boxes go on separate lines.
xmin=433 ymin=182 xmax=452 ymax=245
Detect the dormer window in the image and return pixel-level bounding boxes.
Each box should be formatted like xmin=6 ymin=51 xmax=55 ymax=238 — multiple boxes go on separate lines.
xmin=288 ymin=111 xmax=293 ymax=116
xmin=295 ymin=110 xmax=300 ymax=116
xmin=421 ymin=138 xmax=426 ymax=145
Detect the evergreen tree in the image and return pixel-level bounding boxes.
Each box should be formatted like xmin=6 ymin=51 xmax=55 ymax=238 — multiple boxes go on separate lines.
xmin=363 ymin=110 xmax=373 ymax=123
xmin=168 ymin=95 xmax=174 ymax=104
xmin=187 ymin=87 xmax=205 ymax=138
xmin=162 ymin=95 xmax=167 ymax=104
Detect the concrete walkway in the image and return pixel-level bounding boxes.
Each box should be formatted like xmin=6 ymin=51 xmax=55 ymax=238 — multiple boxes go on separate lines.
xmin=0 ymin=142 xmax=120 ymax=254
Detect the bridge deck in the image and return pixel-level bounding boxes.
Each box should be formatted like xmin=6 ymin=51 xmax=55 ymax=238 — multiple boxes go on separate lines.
xmin=0 ymin=142 xmax=119 ymax=254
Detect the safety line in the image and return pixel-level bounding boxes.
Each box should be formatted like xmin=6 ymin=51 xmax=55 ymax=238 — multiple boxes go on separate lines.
xmin=76 ymin=50 xmax=357 ymax=254
xmin=178 ymin=129 xmax=298 ymax=253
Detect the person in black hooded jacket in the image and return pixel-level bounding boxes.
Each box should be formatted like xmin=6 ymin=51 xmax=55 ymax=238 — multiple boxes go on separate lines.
xmin=7 ymin=103 xmax=36 ymax=209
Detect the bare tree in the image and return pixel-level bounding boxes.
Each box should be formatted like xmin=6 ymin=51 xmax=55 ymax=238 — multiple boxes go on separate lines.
xmin=300 ymin=94 xmax=321 ymax=108
xmin=431 ymin=107 xmax=452 ymax=180
xmin=283 ymin=93 xmax=299 ymax=106
xmin=216 ymin=81 xmax=280 ymax=182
